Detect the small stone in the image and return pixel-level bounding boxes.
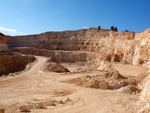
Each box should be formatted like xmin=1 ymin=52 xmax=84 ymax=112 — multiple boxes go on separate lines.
xmin=36 ymin=103 xmax=45 ymax=109
xmin=0 ymin=108 xmax=4 ymax=113
xmin=58 ymin=100 xmax=64 ymax=104
xmin=19 ymin=105 xmax=30 ymax=112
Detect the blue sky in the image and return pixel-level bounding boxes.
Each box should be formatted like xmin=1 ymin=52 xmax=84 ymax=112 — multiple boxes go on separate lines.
xmin=0 ymin=0 xmax=150 ymax=36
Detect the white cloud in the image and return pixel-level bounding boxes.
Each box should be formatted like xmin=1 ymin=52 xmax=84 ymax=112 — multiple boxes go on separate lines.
xmin=0 ymin=27 xmax=22 ymax=34
xmin=82 ymin=27 xmax=90 ymax=29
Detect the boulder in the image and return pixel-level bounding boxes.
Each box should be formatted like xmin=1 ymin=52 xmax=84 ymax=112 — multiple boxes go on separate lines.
xmin=105 ymin=69 xmax=125 ymax=79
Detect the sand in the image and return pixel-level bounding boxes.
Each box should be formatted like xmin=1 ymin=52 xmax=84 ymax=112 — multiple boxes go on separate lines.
xmin=0 ymin=56 xmax=148 ymax=113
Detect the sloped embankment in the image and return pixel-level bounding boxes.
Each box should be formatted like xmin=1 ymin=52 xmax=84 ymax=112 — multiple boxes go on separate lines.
xmin=0 ymin=55 xmax=35 ymax=76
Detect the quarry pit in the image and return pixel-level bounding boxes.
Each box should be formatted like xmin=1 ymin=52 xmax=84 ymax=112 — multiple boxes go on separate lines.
xmin=0 ymin=28 xmax=150 ymax=113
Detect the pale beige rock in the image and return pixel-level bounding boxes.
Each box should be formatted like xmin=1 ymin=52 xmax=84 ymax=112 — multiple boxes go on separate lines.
xmin=5 ymin=29 xmax=136 ymax=65
xmin=6 ymin=28 xmax=150 ymax=67
xmin=138 ymin=75 xmax=150 ymax=112
xmin=36 ymin=103 xmax=45 ymax=109
xmin=19 ymin=105 xmax=30 ymax=112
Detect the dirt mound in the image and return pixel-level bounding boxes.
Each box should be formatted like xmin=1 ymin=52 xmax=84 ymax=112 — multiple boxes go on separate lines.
xmin=43 ymin=59 xmax=70 ymax=73
xmin=0 ymin=55 xmax=35 ymax=76
xmin=117 ymin=85 xmax=141 ymax=94
xmin=66 ymin=69 xmax=140 ymax=91
xmin=102 ymin=69 xmax=125 ymax=79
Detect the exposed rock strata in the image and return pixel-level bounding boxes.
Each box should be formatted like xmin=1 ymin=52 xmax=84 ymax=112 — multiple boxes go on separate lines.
xmin=0 ymin=55 xmax=35 ymax=76
xmin=10 ymin=47 xmax=99 ymax=66
xmin=5 ymin=28 xmax=150 ymax=67
xmin=0 ymin=33 xmax=7 ymax=51
xmin=133 ymin=29 xmax=150 ymax=66
xmin=3 ymin=28 xmax=150 ymax=113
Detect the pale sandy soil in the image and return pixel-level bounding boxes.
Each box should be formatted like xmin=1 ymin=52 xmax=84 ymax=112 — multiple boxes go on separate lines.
xmin=0 ymin=56 xmax=148 ymax=113
xmin=60 ymin=63 xmax=90 ymax=72
xmin=112 ymin=64 xmax=148 ymax=77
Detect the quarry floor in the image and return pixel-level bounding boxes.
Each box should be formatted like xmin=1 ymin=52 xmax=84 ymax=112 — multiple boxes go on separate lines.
xmin=0 ymin=56 xmax=148 ymax=113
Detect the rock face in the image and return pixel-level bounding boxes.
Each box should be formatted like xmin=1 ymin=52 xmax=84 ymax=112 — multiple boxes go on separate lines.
xmin=5 ymin=28 xmax=150 ymax=67
xmin=0 ymin=55 xmax=35 ymax=76
xmin=0 ymin=33 xmax=7 ymax=51
xmin=138 ymin=74 xmax=150 ymax=112
xmin=10 ymin=47 xmax=99 ymax=65
xmin=133 ymin=29 xmax=150 ymax=66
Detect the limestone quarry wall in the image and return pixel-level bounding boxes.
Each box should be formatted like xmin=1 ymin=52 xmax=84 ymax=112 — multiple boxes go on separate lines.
xmin=0 ymin=33 xmax=8 ymax=51
xmin=10 ymin=47 xmax=100 ymax=66
xmin=5 ymin=28 xmax=150 ymax=66
xmin=6 ymin=29 xmax=135 ymax=52
xmin=132 ymin=29 xmax=150 ymax=66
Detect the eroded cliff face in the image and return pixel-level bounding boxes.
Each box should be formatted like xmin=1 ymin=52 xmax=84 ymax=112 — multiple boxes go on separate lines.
xmin=5 ymin=28 xmax=150 ymax=67
xmin=133 ymin=29 xmax=150 ymax=66
xmin=0 ymin=33 xmax=8 ymax=51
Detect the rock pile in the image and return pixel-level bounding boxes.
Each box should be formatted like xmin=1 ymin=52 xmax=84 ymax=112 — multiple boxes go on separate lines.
xmin=42 ymin=58 xmax=70 ymax=73
xmin=74 ymin=69 xmax=140 ymax=91
xmin=18 ymin=98 xmax=72 ymax=112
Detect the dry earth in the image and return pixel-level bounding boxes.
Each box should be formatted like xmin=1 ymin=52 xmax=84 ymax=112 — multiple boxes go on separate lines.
xmin=0 ymin=56 xmax=148 ymax=113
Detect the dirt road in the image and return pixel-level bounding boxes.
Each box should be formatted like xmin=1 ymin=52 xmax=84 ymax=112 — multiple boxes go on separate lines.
xmin=0 ymin=56 xmax=144 ymax=113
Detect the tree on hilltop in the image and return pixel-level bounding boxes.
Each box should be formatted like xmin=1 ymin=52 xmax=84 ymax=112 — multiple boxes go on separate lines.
xmin=110 ymin=26 xmax=114 ymax=31
xmin=98 ymin=26 xmax=101 ymax=29
xmin=114 ymin=27 xmax=118 ymax=31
